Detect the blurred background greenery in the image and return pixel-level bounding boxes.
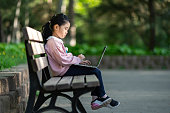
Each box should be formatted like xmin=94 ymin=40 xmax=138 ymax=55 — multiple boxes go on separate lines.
xmin=0 ymin=0 xmax=169 ymax=70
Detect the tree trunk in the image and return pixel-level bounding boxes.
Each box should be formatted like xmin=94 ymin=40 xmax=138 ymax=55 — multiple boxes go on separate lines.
xmin=25 ymin=8 xmax=29 ymax=26
xmin=57 ymin=0 xmax=66 ymax=13
xmin=0 ymin=11 xmax=5 ymax=43
xmin=12 ymin=0 xmax=21 ymax=43
xmin=68 ymin=0 xmax=76 ymax=46
xmin=57 ymin=0 xmax=63 ymax=13
xmin=0 ymin=12 xmax=2 ymax=42
xmin=148 ymin=0 xmax=155 ymax=51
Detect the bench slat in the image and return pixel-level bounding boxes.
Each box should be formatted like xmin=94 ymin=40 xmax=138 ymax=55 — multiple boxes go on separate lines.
xmin=27 ymin=41 xmax=45 ymax=56
xmin=37 ymin=31 xmax=44 ymax=42
xmin=57 ymin=76 xmax=73 ymax=90
xmin=71 ymin=75 xmax=85 ymax=89
xmin=85 ymin=75 xmax=100 ymax=87
xmin=31 ymin=57 xmax=48 ymax=72
xmin=23 ymin=27 xmax=43 ymax=42
xmin=43 ymin=77 xmax=61 ymax=91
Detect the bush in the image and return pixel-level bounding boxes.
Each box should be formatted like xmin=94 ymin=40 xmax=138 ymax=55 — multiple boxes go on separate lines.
xmin=66 ymin=44 xmax=170 ymax=56
xmin=0 ymin=43 xmax=169 ymax=70
xmin=0 ymin=43 xmax=26 ymax=70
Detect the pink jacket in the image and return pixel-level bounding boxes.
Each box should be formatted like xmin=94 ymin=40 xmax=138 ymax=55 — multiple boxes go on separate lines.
xmin=45 ymin=36 xmax=81 ymax=76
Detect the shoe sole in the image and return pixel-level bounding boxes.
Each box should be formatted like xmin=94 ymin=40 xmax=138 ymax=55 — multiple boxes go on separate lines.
xmin=100 ymin=98 xmax=112 ymax=107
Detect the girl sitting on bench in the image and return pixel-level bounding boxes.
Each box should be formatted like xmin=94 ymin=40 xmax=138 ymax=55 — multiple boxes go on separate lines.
xmin=42 ymin=13 xmax=119 ymax=110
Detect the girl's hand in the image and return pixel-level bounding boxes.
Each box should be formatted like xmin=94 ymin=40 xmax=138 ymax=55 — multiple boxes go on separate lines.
xmin=80 ymin=60 xmax=91 ymax=65
xmin=78 ymin=54 xmax=85 ymax=60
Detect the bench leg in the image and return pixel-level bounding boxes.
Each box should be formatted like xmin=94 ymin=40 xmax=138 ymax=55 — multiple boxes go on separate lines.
xmin=72 ymin=96 xmax=86 ymax=113
xmin=72 ymin=88 xmax=95 ymax=113
xmin=25 ymin=87 xmax=37 ymax=113
xmin=35 ymin=92 xmax=72 ymax=113
xmin=77 ymin=99 xmax=86 ymax=113
xmin=33 ymin=91 xmax=52 ymax=111
xmin=49 ymin=93 xmax=57 ymax=107
xmin=25 ymin=72 xmax=40 ymax=113
xmin=27 ymin=88 xmax=95 ymax=113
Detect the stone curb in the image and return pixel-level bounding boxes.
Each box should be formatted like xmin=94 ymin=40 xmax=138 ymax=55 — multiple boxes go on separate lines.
xmin=87 ymin=56 xmax=170 ymax=69
xmin=0 ymin=64 xmax=29 ymax=113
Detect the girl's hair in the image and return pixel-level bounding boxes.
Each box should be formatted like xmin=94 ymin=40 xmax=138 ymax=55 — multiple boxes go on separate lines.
xmin=42 ymin=13 xmax=69 ymax=44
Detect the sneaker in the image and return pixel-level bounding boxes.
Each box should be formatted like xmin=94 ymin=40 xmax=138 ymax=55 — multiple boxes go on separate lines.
xmin=91 ymin=101 xmax=102 ymax=110
xmin=91 ymin=96 xmax=112 ymax=110
xmin=107 ymin=99 xmax=120 ymax=109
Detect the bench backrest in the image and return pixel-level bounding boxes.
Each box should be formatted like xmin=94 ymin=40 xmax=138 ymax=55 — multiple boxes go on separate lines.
xmin=23 ymin=27 xmax=51 ymax=88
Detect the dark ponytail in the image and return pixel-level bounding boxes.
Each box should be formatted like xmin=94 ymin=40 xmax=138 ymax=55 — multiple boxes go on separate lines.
xmin=42 ymin=13 xmax=69 ymax=44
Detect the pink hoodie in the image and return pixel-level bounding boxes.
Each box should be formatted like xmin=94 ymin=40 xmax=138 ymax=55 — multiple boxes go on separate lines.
xmin=45 ymin=36 xmax=81 ymax=76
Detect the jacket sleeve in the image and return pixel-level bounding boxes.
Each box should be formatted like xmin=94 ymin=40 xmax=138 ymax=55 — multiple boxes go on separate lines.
xmin=50 ymin=41 xmax=82 ymax=66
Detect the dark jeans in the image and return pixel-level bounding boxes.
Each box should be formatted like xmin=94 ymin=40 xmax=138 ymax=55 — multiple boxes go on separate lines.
xmin=64 ymin=65 xmax=106 ymax=97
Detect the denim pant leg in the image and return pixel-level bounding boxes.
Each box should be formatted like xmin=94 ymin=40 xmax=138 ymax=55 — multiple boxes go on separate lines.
xmin=64 ymin=65 xmax=106 ymax=97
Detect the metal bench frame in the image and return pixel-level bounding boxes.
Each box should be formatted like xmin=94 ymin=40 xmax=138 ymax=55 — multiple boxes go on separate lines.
xmin=23 ymin=27 xmax=99 ymax=113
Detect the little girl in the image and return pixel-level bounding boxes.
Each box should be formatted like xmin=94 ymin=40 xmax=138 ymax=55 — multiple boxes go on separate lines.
xmin=42 ymin=13 xmax=119 ymax=110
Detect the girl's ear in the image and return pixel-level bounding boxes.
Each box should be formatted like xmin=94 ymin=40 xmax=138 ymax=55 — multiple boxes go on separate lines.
xmin=53 ymin=24 xmax=59 ymax=31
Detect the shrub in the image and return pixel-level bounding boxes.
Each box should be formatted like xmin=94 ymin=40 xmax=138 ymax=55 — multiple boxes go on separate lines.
xmin=0 ymin=43 xmax=26 ymax=70
xmin=0 ymin=43 xmax=169 ymax=70
xmin=67 ymin=44 xmax=170 ymax=56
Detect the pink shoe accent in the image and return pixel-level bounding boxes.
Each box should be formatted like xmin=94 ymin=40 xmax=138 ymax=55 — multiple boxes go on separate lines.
xmin=91 ymin=103 xmax=102 ymax=110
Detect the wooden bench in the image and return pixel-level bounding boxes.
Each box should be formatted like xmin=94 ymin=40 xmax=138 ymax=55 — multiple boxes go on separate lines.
xmin=23 ymin=27 xmax=100 ymax=113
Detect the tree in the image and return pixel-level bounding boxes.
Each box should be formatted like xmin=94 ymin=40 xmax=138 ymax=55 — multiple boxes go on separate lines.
xmin=0 ymin=0 xmax=17 ymax=43
xmin=12 ymin=0 xmax=22 ymax=43
xmin=68 ymin=0 xmax=76 ymax=46
xmin=0 ymin=0 xmax=168 ymax=49
xmin=57 ymin=0 xmax=63 ymax=13
xmin=79 ymin=0 xmax=169 ymax=50
xmin=0 ymin=11 xmax=5 ymax=42
xmin=148 ymin=0 xmax=155 ymax=51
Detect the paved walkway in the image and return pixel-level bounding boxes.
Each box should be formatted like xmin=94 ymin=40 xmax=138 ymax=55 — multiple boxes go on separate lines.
xmin=44 ymin=70 xmax=170 ymax=113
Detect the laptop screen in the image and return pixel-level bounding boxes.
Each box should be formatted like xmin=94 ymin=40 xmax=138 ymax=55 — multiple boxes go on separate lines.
xmin=97 ymin=45 xmax=107 ymax=67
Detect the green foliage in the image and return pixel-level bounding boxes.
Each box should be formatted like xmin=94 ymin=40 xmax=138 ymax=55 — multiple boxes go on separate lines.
xmin=0 ymin=43 xmax=26 ymax=70
xmin=0 ymin=0 xmax=169 ymax=54
xmin=75 ymin=0 xmax=101 ymax=15
xmin=153 ymin=48 xmax=169 ymax=56
xmin=75 ymin=0 xmax=169 ymax=50
xmin=0 ymin=43 xmax=169 ymax=70
xmin=66 ymin=44 xmax=170 ymax=56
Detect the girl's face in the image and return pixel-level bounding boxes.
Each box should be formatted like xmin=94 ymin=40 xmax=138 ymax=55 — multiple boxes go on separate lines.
xmin=53 ymin=21 xmax=70 ymax=39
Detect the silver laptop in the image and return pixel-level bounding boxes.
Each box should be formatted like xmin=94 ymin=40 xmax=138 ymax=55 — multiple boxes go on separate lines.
xmin=74 ymin=45 xmax=107 ymax=68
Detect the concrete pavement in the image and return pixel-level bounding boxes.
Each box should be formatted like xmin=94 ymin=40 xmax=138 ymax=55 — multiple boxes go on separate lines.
xmin=43 ymin=70 xmax=170 ymax=113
